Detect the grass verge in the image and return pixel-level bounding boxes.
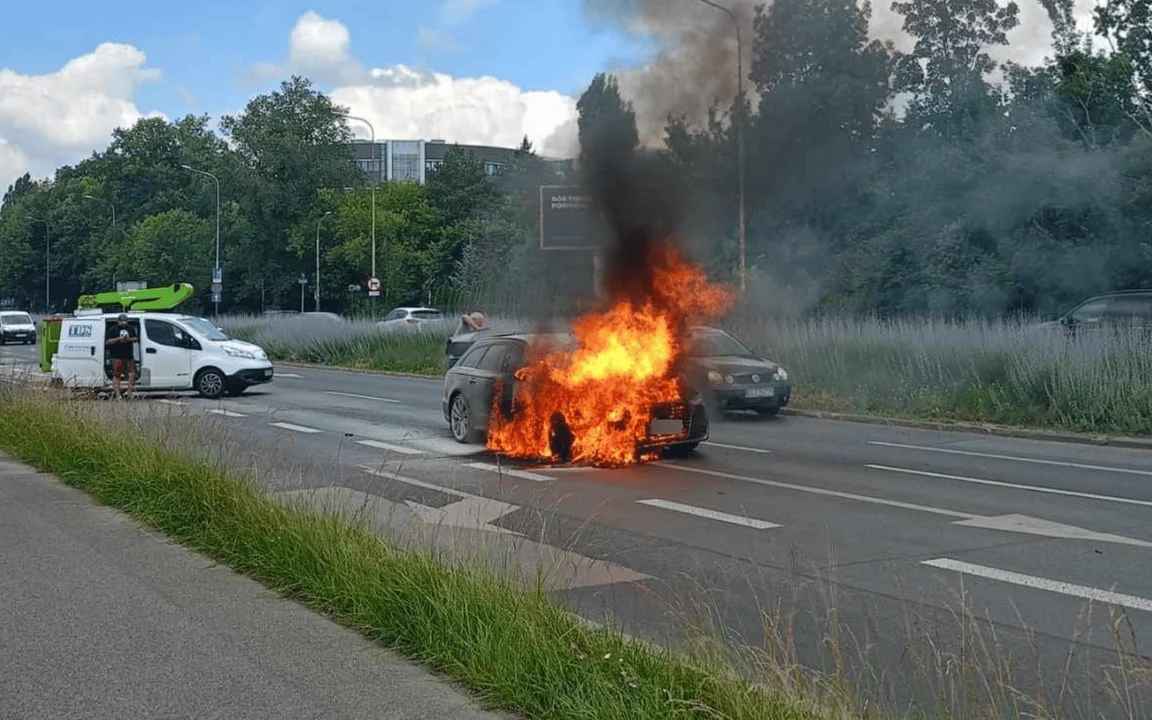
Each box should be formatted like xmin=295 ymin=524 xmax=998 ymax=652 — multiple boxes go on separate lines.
xmin=0 ymin=387 xmax=830 ymax=720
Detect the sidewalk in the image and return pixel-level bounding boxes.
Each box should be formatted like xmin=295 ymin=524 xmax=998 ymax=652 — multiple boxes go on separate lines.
xmin=0 ymin=453 xmax=509 ymax=720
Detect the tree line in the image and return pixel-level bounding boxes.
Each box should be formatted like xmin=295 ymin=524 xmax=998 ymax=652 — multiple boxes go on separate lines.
xmin=2 ymin=0 xmax=1151 ymax=319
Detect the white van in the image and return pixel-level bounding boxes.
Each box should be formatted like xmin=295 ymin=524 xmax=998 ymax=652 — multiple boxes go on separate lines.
xmin=48 ymin=310 xmax=274 ymax=398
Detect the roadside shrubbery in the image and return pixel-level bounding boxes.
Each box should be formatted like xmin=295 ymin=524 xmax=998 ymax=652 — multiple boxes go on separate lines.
xmin=222 ymin=312 xmax=1152 ymax=437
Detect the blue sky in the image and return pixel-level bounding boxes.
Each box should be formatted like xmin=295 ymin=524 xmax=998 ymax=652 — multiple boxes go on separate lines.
xmin=0 ymin=0 xmax=651 ymax=123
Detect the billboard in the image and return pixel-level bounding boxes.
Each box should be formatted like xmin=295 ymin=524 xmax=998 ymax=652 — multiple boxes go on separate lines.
xmin=539 ymin=185 xmax=605 ymax=250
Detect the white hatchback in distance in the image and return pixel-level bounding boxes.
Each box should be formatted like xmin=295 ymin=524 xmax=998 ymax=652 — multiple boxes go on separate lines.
xmin=376 ymin=307 xmax=446 ymax=332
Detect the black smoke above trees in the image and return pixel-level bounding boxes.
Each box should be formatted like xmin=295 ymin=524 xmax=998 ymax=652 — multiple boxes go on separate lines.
xmin=577 ymin=0 xmax=1152 ymax=318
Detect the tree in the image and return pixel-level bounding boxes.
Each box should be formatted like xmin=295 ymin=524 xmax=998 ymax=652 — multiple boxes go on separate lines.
xmin=218 ymin=76 xmax=360 ymax=309
xmin=576 ymin=73 xmax=639 ymax=171
xmin=891 ymin=0 xmax=1020 ymax=136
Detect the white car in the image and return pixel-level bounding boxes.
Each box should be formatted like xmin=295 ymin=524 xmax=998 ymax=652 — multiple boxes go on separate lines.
xmin=0 ymin=311 xmax=37 ymax=345
xmin=45 ymin=310 xmax=274 ymax=399
xmin=376 ymin=307 xmax=446 ymax=332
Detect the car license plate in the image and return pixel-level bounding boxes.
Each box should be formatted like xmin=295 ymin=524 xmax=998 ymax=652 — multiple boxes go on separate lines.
xmin=746 ymin=386 xmax=775 ymax=398
xmin=648 ymin=418 xmax=683 ymax=436
xmin=264 ymin=368 xmax=273 ymax=377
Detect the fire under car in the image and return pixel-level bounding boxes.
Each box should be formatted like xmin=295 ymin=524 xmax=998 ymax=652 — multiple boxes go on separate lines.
xmin=441 ymin=332 xmax=709 ymax=456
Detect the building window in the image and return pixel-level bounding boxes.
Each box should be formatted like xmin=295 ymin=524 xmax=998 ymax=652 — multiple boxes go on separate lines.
xmin=484 ymin=162 xmax=502 ymax=176
xmin=425 ymin=159 xmax=443 ymax=173
xmin=392 ymin=154 xmax=420 ymax=181
xmin=356 ymin=158 xmax=384 ymax=179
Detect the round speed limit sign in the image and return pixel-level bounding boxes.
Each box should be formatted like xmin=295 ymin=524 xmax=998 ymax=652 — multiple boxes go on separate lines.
xmin=367 ymin=276 xmax=381 ymax=296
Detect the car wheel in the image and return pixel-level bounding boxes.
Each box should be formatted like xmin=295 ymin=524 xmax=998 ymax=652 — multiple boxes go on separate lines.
xmin=449 ymin=393 xmax=479 ymax=443
xmin=756 ymin=406 xmax=780 ymax=418
xmin=0 ymin=335 xmax=5 ymax=345
xmin=195 ymin=368 xmax=226 ymax=399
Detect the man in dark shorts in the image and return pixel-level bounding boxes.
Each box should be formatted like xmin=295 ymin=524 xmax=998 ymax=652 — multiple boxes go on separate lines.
xmin=106 ymin=313 xmax=138 ymax=398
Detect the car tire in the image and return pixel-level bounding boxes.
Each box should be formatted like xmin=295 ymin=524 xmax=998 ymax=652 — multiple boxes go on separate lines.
xmin=195 ymin=368 xmax=226 ymax=399
xmin=756 ymin=406 xmax=780 ymax=418
xmin=448 ymin=392 xmax=481 ymax=444
xmin=0 ymin=335 xmax=5 ymax=346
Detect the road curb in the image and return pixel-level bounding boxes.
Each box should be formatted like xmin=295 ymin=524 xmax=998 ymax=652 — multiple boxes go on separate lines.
xmin=781 ymin=406 xmax=1152 ymax=450
xmin=273 ymin=361 xmax=443 ymax=381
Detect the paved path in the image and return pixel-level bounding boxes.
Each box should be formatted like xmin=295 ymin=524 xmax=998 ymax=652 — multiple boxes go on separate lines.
xmin=0 ymin=452 xmax=507 ymax=720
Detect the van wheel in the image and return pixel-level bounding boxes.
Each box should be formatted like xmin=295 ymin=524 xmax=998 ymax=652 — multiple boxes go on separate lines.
xmin=195 ymin=368 xmax=226 ymax=399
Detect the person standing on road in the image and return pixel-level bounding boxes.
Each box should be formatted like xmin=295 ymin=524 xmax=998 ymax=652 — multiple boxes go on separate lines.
xmin=107 ymin=314 xmax=138 ymax=399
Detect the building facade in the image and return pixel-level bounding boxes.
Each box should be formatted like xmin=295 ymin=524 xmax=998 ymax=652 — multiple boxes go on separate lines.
xmin=350 ymin=139 xmax=572 ymax=183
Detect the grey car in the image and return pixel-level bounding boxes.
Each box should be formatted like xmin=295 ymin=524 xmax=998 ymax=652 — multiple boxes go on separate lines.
xmin=442 ymin=332 xmax=710 ymax=459
xmin=684 ymin=326 xmax=791 ymax=417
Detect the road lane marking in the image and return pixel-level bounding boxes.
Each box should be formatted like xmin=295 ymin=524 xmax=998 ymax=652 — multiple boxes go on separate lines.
xmin=360 ymin=466 xmax=469 ymax=498
xmin=205 ymin=408 xmax=247 ymax=418
xmin=663 ymin=463 xmax=978 ymax=519
xmin=325 ymin=391 xmax=401 ymax=404
xmin=637 ymin=499 xmax=780 ymax=529
xmin=702 ymin=441 xmax=772 ymax=454
xmin=156 ymin=399 xmax=187 ymax=406
xmin=276 ymin=372 xmax=304 ymax=378
xmin=866 ymin=464 xmax=1152 ymax=509
xmin=922 ymin=558 xmax=1152 ymax=613
xmin=270 ymin=422 xmax=321 ymax=434
xmin=357 ymin=439 xmax=425 ymax=455
xmin=467 ymin=462 xmax=555 ymax=482
xmin=870 ymin=441 xmax=1152 ymax=478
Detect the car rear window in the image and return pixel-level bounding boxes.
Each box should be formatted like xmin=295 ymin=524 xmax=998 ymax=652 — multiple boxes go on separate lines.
xmin=411 ymin=310 xmax=443 ymax=319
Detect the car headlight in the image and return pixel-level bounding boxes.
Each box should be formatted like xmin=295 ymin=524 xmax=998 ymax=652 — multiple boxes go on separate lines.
xmin=224 ymin=347 xmax=256 ymax=359
xmin=707 ymin=370 xmax=723 ymax=385
xmin=773 ymin=368 xmax=789 ymax=381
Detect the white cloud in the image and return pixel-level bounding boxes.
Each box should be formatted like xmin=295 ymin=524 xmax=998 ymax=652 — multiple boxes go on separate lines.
xmin=0 ymin=42 xmax=161 ymax=191
xmin=266 ymin=11 xmax=579 ymax=157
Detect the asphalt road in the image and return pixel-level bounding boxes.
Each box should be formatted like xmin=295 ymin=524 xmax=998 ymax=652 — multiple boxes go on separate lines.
xmin=4 ymin=341 xmax=1151 ymax=715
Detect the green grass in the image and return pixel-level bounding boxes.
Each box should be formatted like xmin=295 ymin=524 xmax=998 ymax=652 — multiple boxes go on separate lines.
xmin=728 ymin=315 xmax=1152 ymax=436
xmin=0 ymin=387 xmax=831 ymax=720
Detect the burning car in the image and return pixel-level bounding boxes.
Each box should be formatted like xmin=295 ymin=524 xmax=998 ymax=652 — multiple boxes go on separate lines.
xmin=442 ymin=331 xmax=709 ymax=462
xmin=685 ymin=326 xmax=791 ymax=417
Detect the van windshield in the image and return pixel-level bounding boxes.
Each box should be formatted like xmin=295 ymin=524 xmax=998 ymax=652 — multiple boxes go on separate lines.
xmin=1 ymin=313 xmax=32 ymax=326
xmin=181 ymin=317 xmax=230 ymax=341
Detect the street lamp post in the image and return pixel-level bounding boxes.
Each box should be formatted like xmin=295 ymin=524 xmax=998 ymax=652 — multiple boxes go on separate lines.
xmin=692 ymin=0 xmax=747 ymax=292
xmin=316 ymin=211 xmax=332 ymax=312
xmin=82 ymin=194 xmax=116 ymax=227
xmin=337 ymin=113 xmax=377 ymax=282
xmin=181 ymin=164 xmax=221 ymax=315
xmin=26 ymin=216 xmax=49 ymax=310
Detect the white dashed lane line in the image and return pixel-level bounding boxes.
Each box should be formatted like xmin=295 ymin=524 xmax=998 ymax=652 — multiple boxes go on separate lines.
xmin=636 ymin=499 xmax=781 ymax=529
xmin=466 ymin=462 xmax=555 ymax=482
xmin=205 ymin=408 xmax=248 ymax=418
xmin=269 ymin=422 xmax=321 ymax=434
xmin=325 ymin=391 xmax=401 ymax=404
xmin=702 ymin=441 xmax=772 ymax=455
xmin=276 ymin=373 xmax=304 ymax=378
xmin=356 ymin=439 xmax=425 ymax=455
xmin=870 ymin=440 xmax=1152 ymax=477
xmin=922 ymin=558 xmax=1152 ymax=613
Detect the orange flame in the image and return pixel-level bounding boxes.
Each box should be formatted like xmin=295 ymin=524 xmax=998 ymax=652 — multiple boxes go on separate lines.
xmin=487 ymin=240 xmax=734 ymax=467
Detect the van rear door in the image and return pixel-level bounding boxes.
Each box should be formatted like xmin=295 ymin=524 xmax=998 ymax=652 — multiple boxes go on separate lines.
xmin=55 ymin=319 xmax=104 ymax=387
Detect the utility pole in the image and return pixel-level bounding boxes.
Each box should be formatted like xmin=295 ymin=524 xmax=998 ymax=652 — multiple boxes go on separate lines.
xmin=82 ymin=195 xmax=116 ymax=227
xmin=299 ymin=274 xmax=308 ymax=314
xmin=316 ymin=211 xmax=332 ymax=312
xmin=691 ymin=0 xmax=747 ymax=292
xmin=181 ymin=164 xmax=222 ymax=315
xmin=338 ymin=113 xmax=378 ymax=311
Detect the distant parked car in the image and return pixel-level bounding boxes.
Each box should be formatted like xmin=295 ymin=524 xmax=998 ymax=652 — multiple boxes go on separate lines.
xmin=0 ymin=310 xmax=36 ymax=345
xmin=683 ymin=326 xmax=791 ymax=417
xmin=377 ymin=307 xmax=446 ymax=332
xmin=1037 ymin=290 xmax=1152 ymax=336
